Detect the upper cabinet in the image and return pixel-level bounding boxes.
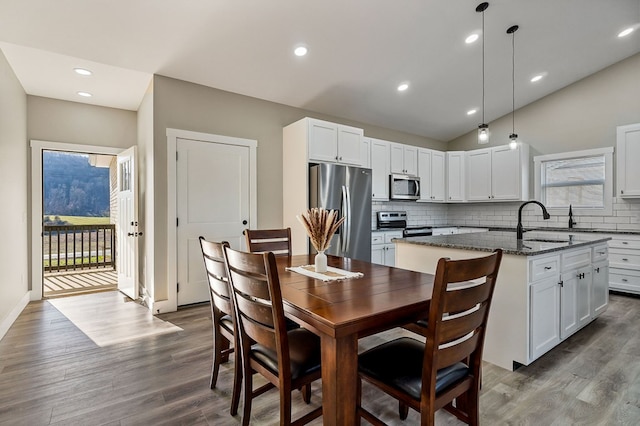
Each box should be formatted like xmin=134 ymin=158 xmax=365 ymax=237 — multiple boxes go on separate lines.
xmin=418 ymin=148 xmax=445 ymax=202
xmin=390 ymin=143 xmax=418 ymax=175
xmin=617 ymin=123 xmax=640 ymax=198
xmin=305 ymin=118 xmax=363 ymax=166
xmin=361 ymin=137 xmax=371 ymax=169
xmin=466 ymin=143 xmax=529 ymax=202
xmin=370 ymin=138 xmax=391 ymax=200
xmin=446 ymin=151 xmax=465 ymax=202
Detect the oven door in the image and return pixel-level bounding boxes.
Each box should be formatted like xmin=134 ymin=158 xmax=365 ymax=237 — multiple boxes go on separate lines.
xmin=390 ymin=174 xmax=420 ymax=200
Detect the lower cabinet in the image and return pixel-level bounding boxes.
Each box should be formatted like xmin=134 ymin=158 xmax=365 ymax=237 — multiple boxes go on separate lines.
xmin=529 ymin=246 xmax=608 ymax=362
xmin=530 ymin=275 xmax=561 ymax=360
xmin=371 ymin=231 xmax=402 ymax=267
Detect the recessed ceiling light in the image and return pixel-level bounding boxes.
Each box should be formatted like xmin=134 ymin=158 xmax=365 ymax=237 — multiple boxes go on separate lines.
xmin=467 ymin=109 xmax=477 ymax=115
xmin=618 ymin=27 xmax=634 ymax=38
xmin=465 ymin=33 xmax=479 ymax=44
xmin=530 ymin=74 xmax=544 ymax=83
xmin=397 ymin=83 xmax=409 ymax=92
xmin=74 ymin=68 xmax=92 ymax=76
xmin=294 ymin=46 xmax=308 ymax=56
xmin=77 ymin=91 xmax=92 ymax=97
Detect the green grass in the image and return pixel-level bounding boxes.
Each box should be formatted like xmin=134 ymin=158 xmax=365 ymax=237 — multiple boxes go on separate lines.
xmin=45 ymin=216 xmax=111 ymax=225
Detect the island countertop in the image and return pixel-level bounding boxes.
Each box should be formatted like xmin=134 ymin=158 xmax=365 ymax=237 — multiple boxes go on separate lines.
xmin=393 ymin=230 xmax=611 ymax=256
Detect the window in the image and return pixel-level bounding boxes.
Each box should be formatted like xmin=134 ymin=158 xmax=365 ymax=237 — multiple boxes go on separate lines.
xmin=534 ymin=148 xmax=613 ymax=215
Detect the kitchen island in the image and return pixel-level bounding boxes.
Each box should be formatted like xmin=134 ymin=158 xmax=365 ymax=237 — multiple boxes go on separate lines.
xmin=395 ymin=231 xmax=611 ymax=371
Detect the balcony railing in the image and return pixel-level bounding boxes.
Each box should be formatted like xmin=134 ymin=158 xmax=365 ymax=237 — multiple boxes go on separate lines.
xmin=43 ymin=224 xmax=116 ymax=273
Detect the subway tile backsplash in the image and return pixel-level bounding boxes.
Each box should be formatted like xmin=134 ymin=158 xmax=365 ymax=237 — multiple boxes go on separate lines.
xmin=373 ymin=198 xmax=640 ymax=232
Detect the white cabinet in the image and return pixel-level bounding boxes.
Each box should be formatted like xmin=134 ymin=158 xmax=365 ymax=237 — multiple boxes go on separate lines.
xmin=616 ymin=123 xmax=640 ymax=198
xmin=417 ymin=148 xmax=445 ymax=202
xmin=592 ymin=260 xmax=609 ymax=317
xmin=529 ymin=244 xmax=606 ymax=362
xmin=305 ymin=118 xmax=363 ymax=166
xmin=530 ymin=270 xmax=561 ymax=361
xmin=446 ymin=151 xmax=465 ymax=202
xmin=608 ymin=234 xmax=640 ymax=294
xmin=371 ymin=231 xmax=402 ymax=267
xmin=390 ymin=143 xmax=418 ymax=175
xmin=559 ymin=248 xmax=592 ymax=339
xmin=466 ymin=143 xmax=529 ymax=202
xmin=370 ymin=138 xmax=391 ymax=200
xmin=361 ymin=137 xmax=371 ymax=169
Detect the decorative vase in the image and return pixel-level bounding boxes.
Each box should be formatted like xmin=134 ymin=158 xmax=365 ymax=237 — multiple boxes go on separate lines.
xmin=315 ymin=250 xmax=328 ymax=273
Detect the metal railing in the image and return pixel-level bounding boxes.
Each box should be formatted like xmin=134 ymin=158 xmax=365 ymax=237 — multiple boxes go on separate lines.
xmin=43 ymin=224 xmax=116 ymax=272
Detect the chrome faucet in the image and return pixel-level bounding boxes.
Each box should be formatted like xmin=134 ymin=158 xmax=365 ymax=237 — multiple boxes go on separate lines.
xmin=517 ymin=200 xmax=551 ymax=240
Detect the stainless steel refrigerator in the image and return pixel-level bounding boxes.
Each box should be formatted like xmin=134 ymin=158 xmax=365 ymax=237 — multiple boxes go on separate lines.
xmin=309 ymin=163 xmax=372 ymax=261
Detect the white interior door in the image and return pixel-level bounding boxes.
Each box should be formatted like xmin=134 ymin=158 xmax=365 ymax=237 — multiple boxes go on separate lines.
xmin=116 ymin=146 xmax=139 ymax=300
xmin=176 ymin=138 xmax=250 ymax=306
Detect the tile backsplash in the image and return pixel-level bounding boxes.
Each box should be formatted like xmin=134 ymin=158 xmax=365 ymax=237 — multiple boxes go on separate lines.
xmin=373 ymin=198 xmax=640 ymax=232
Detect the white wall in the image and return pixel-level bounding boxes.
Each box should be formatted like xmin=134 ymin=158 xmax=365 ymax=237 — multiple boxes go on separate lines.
xmin=0 ymin=49 xmax=28 ymax=338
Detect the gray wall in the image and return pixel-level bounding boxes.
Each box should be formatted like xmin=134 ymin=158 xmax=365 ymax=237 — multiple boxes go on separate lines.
xmin=151 ymin=74 xmax=444 ymax=300
xmin=448 ymin=52 xmax=640 ymax=155
xmin=0 ymin=49 xmax=28 ymax=333
xmin=27 ymin=96 xmax=138 ymax=147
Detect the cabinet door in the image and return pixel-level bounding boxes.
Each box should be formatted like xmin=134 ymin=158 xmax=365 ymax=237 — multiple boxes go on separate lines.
xmin=371 ymin=140 xmax=390 ymax=200
xmin=530 ymin=276 xmax=561 ymax=361
xmin=418 ymin=149 xmax=432 ymax=201
xmin=560 ymin=271 xmax=578 ymax=339
xmin=404 ymin=146 xmax=418 ymax=176
xmin=617 ymin=123 xmax=640 ymax=197
xmin=384 ymin=244 xmax=396 ymax=267
xmin=337 ymin=125 xmax=363 ymax=165
xmin=431 ymin=151 xmax=446 ymax=202
xmin=576 ymin=266 xmax=592 ymax=329
xmin=371 ymin=245 xmax=384 ymax=265
xmin=361 ymin=137 xmax=371 ymax=169
xmin=446 ymin=152 xmax=465 ymax=202
xmin=308 ymin=119 xmax=338 ymax=163
xmin=592 ymin=261 xmax=609 ymax=317
xmin=466 ymin=149 xmax=492 ymax=201
xmin=491 ymin=145 xmax=521 ymax=200
xmin=390 ymin=143 xmax=405 ymax=174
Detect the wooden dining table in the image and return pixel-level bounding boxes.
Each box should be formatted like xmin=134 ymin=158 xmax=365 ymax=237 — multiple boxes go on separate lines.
xmin=275 ymin=254 xmax=435 ymax=425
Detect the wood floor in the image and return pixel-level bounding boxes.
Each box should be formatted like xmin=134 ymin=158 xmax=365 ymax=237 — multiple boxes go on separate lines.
xmin=0 ymin=293 xmax=638 ymax=425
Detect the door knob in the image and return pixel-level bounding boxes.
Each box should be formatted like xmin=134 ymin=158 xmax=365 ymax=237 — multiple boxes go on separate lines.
xmin=242 ymin=220 xmax=248 ymax=225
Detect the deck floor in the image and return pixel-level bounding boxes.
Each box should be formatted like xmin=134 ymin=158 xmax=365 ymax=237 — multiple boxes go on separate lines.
xmin=43 ymin=269 xmax=117 ymax=298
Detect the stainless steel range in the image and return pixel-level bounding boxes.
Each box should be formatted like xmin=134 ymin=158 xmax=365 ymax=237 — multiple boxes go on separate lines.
xmin=376 ymin=211 xmax=432 ymax=237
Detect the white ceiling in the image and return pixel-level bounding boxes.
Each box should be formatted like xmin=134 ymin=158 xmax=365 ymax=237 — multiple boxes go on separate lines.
xmin=1 ymin=0 xmax=638 ymax=141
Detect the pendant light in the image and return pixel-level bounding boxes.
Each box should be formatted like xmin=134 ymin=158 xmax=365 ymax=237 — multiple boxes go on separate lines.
xmin=477 ymin=2 xmax=490 ymax=144
xmin=507 ymin=24 xmax=519 ymax=149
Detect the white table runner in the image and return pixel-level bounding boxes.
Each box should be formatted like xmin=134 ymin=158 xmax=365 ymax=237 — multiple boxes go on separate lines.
xmin=286 ymin=265 xmax=364 ymax=282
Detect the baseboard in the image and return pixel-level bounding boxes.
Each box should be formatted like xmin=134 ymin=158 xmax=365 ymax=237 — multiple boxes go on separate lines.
xmin=0 ymin=291 xmax=31 ymax=341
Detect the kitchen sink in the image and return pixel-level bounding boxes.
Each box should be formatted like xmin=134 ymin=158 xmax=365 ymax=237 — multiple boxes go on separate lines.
xmin=524 ymin=238 xmax=570 ymax=243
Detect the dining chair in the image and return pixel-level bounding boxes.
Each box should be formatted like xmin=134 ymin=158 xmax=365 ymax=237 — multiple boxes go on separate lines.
xmin=223 ymin=246 xmax=323 ymax=426
xmin=198 ymin=237 xmax=241 ymax=416
xmin=357 ymin=249 xmax=503 ymax=426
xmin=244 ymin=228 xmax=292 ymax=256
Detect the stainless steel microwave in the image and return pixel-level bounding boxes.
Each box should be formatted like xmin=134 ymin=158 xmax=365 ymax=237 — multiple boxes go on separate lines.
xmin=390 ymin=174 xmax=420 ymax=200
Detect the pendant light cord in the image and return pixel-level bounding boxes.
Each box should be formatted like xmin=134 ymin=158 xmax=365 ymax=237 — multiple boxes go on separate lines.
xmin=482 ymin=9 xmax=485 ymax=125
xmin=511 ymin=28 xmax=515 ymax=134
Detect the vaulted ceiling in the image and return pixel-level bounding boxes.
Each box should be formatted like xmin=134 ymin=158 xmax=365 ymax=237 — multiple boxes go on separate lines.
xmin=1 ymin=0 xmax=638 ymax=141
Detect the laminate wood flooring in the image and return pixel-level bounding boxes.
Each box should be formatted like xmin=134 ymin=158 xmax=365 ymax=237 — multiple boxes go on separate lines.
xmin=0 ymin=293 xmax=638 ymax=425
xmin=47 ymin=291 xmax=182 ymax=346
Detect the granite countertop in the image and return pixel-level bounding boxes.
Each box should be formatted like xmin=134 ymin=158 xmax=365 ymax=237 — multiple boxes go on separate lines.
xmin=394 ymin=230 xmax=612 ymax=256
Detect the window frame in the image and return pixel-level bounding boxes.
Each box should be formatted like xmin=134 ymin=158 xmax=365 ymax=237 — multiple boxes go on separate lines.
xmin=534 ymin=147 xmax=614 ymax=216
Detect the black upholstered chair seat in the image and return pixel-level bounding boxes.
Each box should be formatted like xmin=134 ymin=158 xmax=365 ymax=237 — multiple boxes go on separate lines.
xmin=220 ymin=314 xmax=234 ymax=335
xmin=252 ymin=328 xmax=321 ymax=380
xmin=359 ymin=337 xmax=469 ymax=399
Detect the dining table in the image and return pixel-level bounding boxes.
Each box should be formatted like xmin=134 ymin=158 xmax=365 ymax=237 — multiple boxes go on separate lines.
xmin=275 ymin=254 xmax=435 ymax=426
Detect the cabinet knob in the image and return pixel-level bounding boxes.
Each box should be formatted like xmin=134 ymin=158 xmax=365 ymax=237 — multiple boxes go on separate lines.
xmin=488 ymin=196 xmax=491 ymax=199
xmin=621 ymin=189 xmax=624 ymax=194
xmin=595 ymin=267 xmax=600 ymax=273
xmin=544 ymin=266 xmax=552 ymax=270
xmin=559 ymin=280 xmax=564 ymax=287
xmin=622 ymin=258 xmax=629 ymax=261
xmin=622 ymin=241 xmax=629 ymax=245
xmin=339 ymin=156 xmax=343 ymax=160
xmin=622 ymin=278 xmax=628 ymax=282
